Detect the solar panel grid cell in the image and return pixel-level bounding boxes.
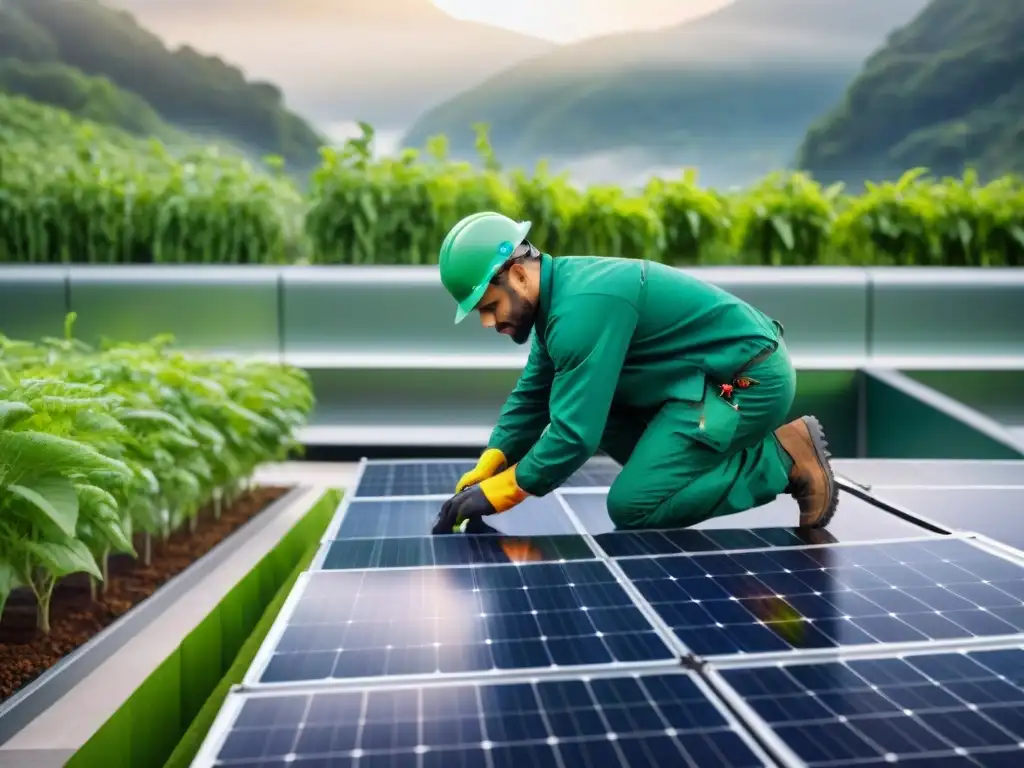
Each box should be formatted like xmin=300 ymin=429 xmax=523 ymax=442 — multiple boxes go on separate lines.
xmin=354 ymin=458 xmax=623 ymax=498
xmin=253 ymin=562 xmax=677 ymax=686
xmin=206 ymin=671 xmax=768 ymax=768
xmin=331 ymin=497 xmax=579 ymax=540
xmin=318 ymin=534 xmax=597 ymax=570
xmin=618 ymin=537 xmax=1024 ymax=658
xmin=717 ymin=647 xmax=1024 ymax=766
xmin=355 ymin=462 xmax=476 ymax=498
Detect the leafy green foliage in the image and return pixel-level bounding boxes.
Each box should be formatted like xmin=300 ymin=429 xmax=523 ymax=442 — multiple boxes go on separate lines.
xmin=304 ymin=125 xmax=1024 ymax=267
xmin=1 ymin=98 xmax=1021 ymax=267
xmin=0 ymin=0 xmax=325 ymax=171
xmin=0 ymin=313 xmax=314 ymax=633
xmin=797 ymin=0 xmax=1024 ymax=185
xmin=0 ymin=93 xmax=307 ymax=264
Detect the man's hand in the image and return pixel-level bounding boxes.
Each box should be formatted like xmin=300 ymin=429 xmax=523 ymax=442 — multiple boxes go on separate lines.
xmin=432 ymin=465 xmax=529 ymax=534
xmin=455 ymin=448 xmax=507 ymax=493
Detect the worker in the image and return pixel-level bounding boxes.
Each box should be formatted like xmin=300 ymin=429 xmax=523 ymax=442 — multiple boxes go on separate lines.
xmin=431 ymin=211 xmax=839 ymax=536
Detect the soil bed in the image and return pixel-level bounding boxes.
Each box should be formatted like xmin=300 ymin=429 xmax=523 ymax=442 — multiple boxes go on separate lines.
xmin=0 ymin=485 xmax=289 ymax=703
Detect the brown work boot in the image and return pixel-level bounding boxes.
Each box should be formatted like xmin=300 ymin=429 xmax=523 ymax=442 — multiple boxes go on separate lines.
xmin=774 ymin=415 xmax=839 ymax=528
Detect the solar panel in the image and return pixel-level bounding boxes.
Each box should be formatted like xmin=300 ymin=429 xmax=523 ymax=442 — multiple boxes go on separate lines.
xmin=834 ymin=459 xmax=1024 ymax=488
xmin=561 ymin=490 xmax=947 ymax=545
xmin=355 ymin=461 xmax=477 ymax=497
xmin=330 ymin=496 xmax=578 ymax=539
xmin=248 ymin=561 xmax=677 ymax=686
xmin=871 ymin=487 xmax=1024 ymax=554
xmin=713 ymin=645 xmax=1024 ymax=766
xmin=355 ymin=457 xmax=623 ymax=498
xmin=617 ymin=536 xmax=1024 ymax=659
xmin=195 ymin=669 xmax=772 ymax=768
xmin=316 ymin=534 xmax=597 ymax=570
xmin=561 ymin=456 xmax=623 ymax=488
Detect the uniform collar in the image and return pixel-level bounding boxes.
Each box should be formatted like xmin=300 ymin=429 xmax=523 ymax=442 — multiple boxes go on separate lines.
xmin=534 ymin=252 xmax=554 ymax=338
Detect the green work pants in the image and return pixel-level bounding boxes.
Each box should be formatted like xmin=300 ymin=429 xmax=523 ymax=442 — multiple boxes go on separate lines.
xmin=600 ymin=339 xmax=797 ymax=530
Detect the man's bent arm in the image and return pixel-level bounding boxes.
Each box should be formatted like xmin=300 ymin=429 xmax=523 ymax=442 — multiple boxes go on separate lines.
xmin=514 ymin=294 xmax=637 ymax=495
xmin=486 ymin=334 xmax=554 ymax=465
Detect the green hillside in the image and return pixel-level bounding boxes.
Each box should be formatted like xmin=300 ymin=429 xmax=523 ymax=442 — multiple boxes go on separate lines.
xmin=400 ymin=0 xmax=927 ymax=186
xmin=797 ymin=0 xmax=1024 ymax=184
xmin=0 ymin=0 xmax=325 ymax=171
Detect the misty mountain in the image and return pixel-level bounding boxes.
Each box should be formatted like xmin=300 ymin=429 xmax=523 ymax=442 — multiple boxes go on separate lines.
xmin=400 ymin=0 xmax=930 ymax=186
xmin=797 ymin=0 xmax=1024 ymax=185
xmin=0 ymin=0 xmax=325 ymax=169
xmin=103 ymin=0 xmax=555 ymax=131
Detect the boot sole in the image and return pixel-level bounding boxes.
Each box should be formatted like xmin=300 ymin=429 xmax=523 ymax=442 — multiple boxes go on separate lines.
xmin=800 ymin=415 xmax=838 ymax=529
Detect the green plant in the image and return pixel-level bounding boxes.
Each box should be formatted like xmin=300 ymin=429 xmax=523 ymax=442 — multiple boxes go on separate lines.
xmin=0 ymin=313 xmax=313 ymax=633
xmin=4 ymin=95 xmax=1024 ymax=267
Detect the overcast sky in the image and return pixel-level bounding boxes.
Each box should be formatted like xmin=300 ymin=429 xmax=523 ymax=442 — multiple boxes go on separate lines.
xmin=431 ymin=0 xmax=732 ymax=42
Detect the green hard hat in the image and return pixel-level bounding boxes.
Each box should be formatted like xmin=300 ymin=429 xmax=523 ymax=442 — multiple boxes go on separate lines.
xmin=438 ymin=211 xmax=532 ymax=323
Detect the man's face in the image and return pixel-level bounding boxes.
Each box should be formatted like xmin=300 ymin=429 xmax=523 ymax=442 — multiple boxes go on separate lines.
xmin=474 ymin=264 xmax=536 ymax=345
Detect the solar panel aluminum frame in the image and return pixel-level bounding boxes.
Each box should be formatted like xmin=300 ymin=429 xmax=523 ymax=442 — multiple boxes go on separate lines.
xmin=699 ymin=635 xmax=1024 ymax=768
xmin=668 ymin=531 xmax=1024 ymax=669
xmin=240 ymin=565 xmax=688 ymax=695
xmin=191 ymin=666 xmax=782 ymax=768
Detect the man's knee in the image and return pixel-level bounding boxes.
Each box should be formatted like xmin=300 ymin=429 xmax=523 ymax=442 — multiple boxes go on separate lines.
xmin=606 ymin=474 xmax=720 ymax=531
xmin=606 ymin=479 xmax=655 ymax=532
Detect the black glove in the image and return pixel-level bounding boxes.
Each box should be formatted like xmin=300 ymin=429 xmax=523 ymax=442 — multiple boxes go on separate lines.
xmin=431 ymin=485 xmax=498 ymax=535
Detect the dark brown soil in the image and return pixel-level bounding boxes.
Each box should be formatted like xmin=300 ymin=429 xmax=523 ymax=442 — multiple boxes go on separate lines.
xmin=0 ymin=485 xmax=289 ymax=703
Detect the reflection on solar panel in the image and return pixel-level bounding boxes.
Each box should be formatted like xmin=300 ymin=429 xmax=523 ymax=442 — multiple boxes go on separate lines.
xmin=332 ymin=496 xmax=578 ymax=539
xmin=318 ymin=534 xmax=596 ymax=569
xmin=717 ymin=646 xmax=1024 ymax=766
xmin=201 ymin=671 xmax=769 ymax=768
xmin=252 ymin=562 xmax=676 ymax=685
xmin=619 ymin=537 xmax=1024 ymax=658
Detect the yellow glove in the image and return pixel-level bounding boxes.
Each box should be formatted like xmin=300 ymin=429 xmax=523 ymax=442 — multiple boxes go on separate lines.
xmin=455 ymin=448 xmax=507 ymax=493
xmin=477 ymin=464 xmax=530 ymax=513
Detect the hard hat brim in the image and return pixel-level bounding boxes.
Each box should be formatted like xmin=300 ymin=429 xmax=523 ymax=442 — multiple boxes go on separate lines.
xmin=452 ymin=220 xmax=532 ymax=324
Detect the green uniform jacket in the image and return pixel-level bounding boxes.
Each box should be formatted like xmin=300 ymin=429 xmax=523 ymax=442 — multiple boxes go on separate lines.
xmin=487 ymin=253 xmax=782 ymax=496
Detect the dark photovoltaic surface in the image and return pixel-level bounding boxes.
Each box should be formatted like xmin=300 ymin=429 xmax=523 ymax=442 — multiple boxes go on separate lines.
xmin=590 ymin=527 xmax=839 ymax=559
xmin=209 ymin=671 xmax=766 ymax=767
xmin=332 ymin=496 xmax=578 ymax=539
xmin=619 ymin=537 xmax=1024 ymax=657
xmin=719 ymin=647 xmax=1024 ymax=766
xmin=257 ymin=562 xmax=675 ymax=684
xmin=355 ymin=461 xmax=475 ymax=497
xmin=319 ymin=534 xmax=596 ymax=570
xmin=354 ymin=457 xmax=624 ymax=497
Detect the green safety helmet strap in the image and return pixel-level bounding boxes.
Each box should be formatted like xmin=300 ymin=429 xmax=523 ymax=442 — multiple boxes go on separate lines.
xmin=438 ymin=211 xmax=532 ymax=323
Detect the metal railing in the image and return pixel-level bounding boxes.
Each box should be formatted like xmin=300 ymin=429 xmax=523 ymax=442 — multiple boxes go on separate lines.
xmin=2 ymin=265 xmax=1022 ymax=451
